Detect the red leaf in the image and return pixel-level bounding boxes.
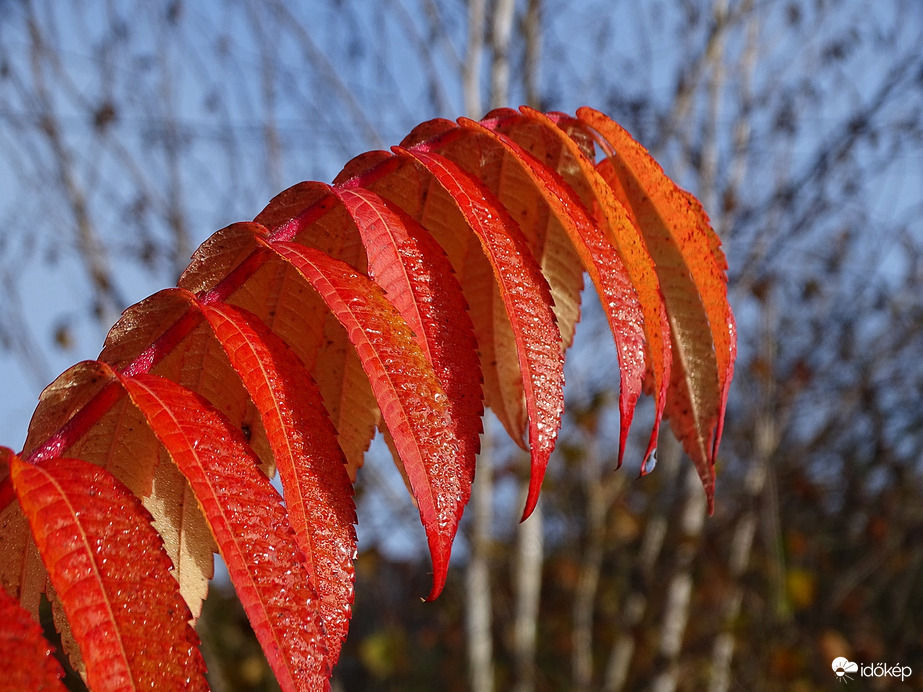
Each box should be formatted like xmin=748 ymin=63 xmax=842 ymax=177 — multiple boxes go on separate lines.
xmin=538 ymin=110 xmax=673 ymax=459
xmin=7 ymin=449 xmax=207 ymax=691
xmin=406 ymin=112 xmax=587 ymax=358
xmin=197 ymin=299 xmax=358 ymax=666
xmin=257 ymin=181 xmax=483 ymax=494
xmin=0 ymin=106 xmax=737 ymax=689
xmin=101 ymin=289 xmax=272 ymax=476
xmin=467 ymin=112 xmax=671 ymax=469
xmin=475 ymin=108 xmax=588 ymax=354
xmin=578 ymin=107 xmax=736 ymax=507
xmin=256 ymin=184 xmax=383 ymax=479
xmin=331 ymin=186 xmax=483 ymax=489
xmin=255 ymin=181 xmax=342 ymax=239
xmin=23 ymin=358 xmax=217 ymax=622
xmin=118 ymin=372 xmax=330 ymax=690
xmin=262 ymin=240 xmax=463 ymax=600
xmin=339 ymin=138 xmax=535 ymax=456
xmin=393 ymin=145 xmax=565 ymax=520
xmin=0 ymin=564 xmax=65 ymax=692
xmin=180 ymin=222 xmax=381 ymax=481
xmin=104 ymin=286 xmax=358 ymax=664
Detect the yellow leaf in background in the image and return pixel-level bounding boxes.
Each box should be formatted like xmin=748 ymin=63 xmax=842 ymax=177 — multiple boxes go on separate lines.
xmin=786 ymin=568 xmax=817 ymax=610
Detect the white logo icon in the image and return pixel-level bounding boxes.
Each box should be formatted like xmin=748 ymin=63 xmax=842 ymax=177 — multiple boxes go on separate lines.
xmin=832 ymin=657 xmax=859 ymax=682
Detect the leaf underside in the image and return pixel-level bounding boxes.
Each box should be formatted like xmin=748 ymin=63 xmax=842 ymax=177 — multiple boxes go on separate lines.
xmin=577 ymin=107 xmax=736 ymax=508
xmin=0 ymin=106 xmax=735 ymax=689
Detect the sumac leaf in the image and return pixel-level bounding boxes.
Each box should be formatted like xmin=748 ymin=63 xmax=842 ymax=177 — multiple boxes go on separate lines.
xmin=22 ymin=359 xmax=216 ymax=622
xmin=464 ymin=112 xmax=670 ymax=469
xmin=0 ymin=566 xmax=66 ymax=692
xmin=118 ymin=373 xmax=330 ymax=690
xmin=257 ymin=186 xmax=383 ymax=479
xmin=578 ymin=107 xmax=736 ymax=507
xmin=6 ymin=449 xmax=207 ymax=692
xmin=197 ymin=299 xmax=357 ymax=666
xmin=332 ymin=185 xmax=483 ymax=490
xmin=393 ymin=145 xmax=564 ymax=519
xmin=262 ymin=240 xmax=463 ymax=601
xmin=180 ymin=222 xmax=381 ymax=481
xmin=0 ymin=106 xmax=736 ymax=689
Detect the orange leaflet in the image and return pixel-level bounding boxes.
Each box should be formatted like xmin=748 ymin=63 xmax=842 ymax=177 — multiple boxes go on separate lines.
xmin=180 ymin=222 xmax=381 ymax=481
xmin=105 ymin=284 xmax=358 ymax=656
xmin=410 ymin=111 xmax=587 ymax=357
xmin=395 ymin=145 xmax=565 ymax=520
xmin=474 ymin=108 xmax=587 ymax=354
xmin=394 ymin=119 xmax=572 ymax=458
xmin=6 ymin=450 xmax=207 ymax=692
xmin=197 ymin=299 xmax=358 ymax=667
xmin=19 ymin=358 xmax=217 ymax=622
xmin=332 ymin=186 xmax=483 ymax=491
xmin=578 ymin=107 xmax=736 ymax=508
xmin=352 ymin=142 xmax=531 ymax=454
xmin=470 ymin=112 xmax=670 ymax=469
xmin=0 ymin=551 xmax=65 ymax=691
xmin=263 ymin=240 xmax=464 ymax=601
xmin=258 ymin=187 xmax=387 ymax=482
xmin=119 ymin=372 xmax=330 ymax=691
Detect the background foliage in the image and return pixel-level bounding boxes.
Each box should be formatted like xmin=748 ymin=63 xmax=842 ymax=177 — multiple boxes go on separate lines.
xmin=1 ymin=1 xmax=921 ymax=690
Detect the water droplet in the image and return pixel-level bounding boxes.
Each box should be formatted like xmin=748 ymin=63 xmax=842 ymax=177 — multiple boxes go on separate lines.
xmin=646 ymin=447 xmax=658 ymax=473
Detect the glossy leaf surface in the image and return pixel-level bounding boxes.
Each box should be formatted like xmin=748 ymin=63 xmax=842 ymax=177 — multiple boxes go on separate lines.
xmin=198 ymin=298 xmax=357 ymax=666
xmin=7 ymin=449 xmax=207 ymax=692
xmin=119 ymin=373 xmax=330 ymax=690
xmin=0 ymin=106 xmax=735 ymax=688
xmin=472 ymin=111 xmax=671 ymax=468
xmin=22 ymin=357 xmax=217 ymax=622
xmin=333 ymin=185 xmax=483 ymax=491
xmin=0 ymin=582 xmax=66 ymax=692
xmin=578 ymin=107 xmax=736 ymax=506
xmin=263 ymin=240 xmax=465 ymax=601
xmin=393 ymin=145 xmax=564 ymax=518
